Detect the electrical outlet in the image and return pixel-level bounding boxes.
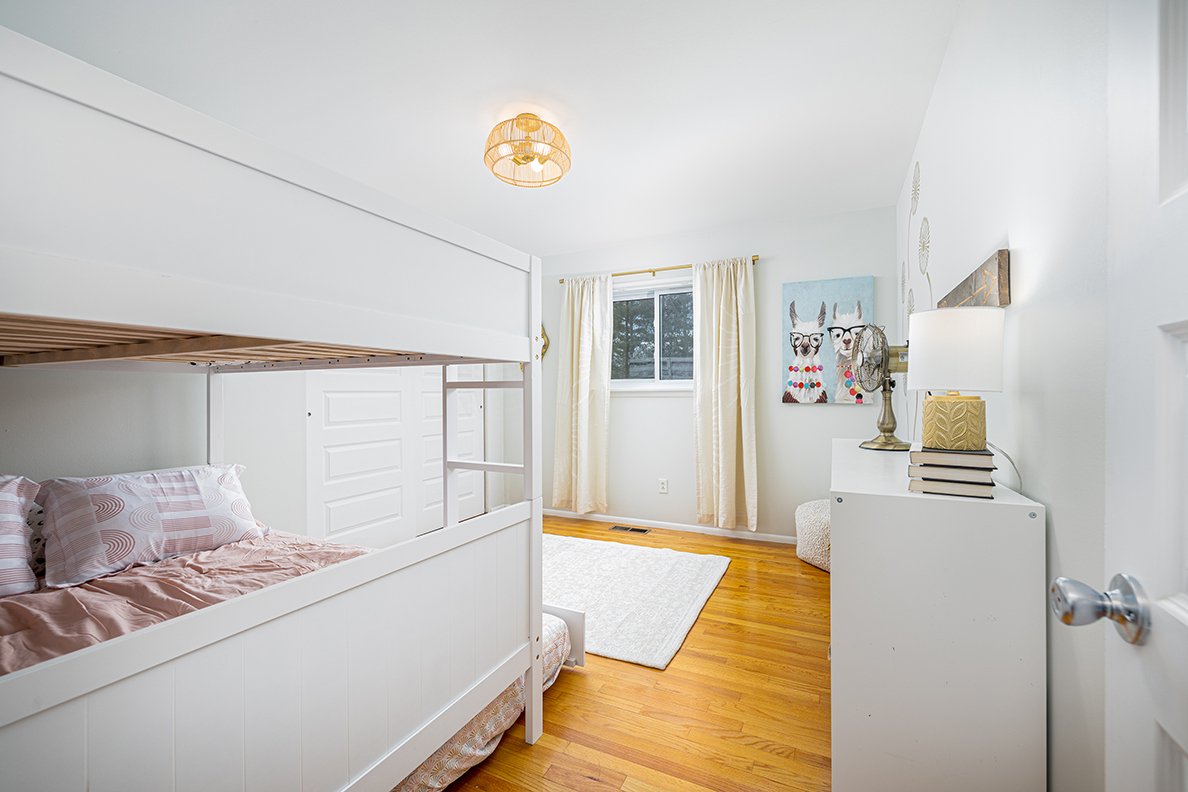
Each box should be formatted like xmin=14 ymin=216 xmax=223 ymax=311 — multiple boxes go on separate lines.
xmin=658 ymin=478 xmax=669 ymax=494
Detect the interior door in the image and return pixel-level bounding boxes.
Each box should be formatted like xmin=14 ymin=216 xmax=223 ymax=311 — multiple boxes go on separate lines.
xmin=414 ymin=364 xmax=485 ymax=536
xmin=1098 ymin=2 xmax=1188 ymax=788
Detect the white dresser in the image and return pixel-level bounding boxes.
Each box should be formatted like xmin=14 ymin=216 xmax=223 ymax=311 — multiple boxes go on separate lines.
xmin=829 ymin=439 xmax=1046 ymax=792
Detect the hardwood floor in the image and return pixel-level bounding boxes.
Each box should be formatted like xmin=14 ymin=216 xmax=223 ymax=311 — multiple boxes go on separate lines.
xmin=450 ymin=516 xmax=832 ymax=792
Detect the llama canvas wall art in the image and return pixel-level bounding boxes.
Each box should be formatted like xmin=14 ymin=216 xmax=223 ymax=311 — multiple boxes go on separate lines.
xmin=781 ymin=276 xmax=876 ymax=404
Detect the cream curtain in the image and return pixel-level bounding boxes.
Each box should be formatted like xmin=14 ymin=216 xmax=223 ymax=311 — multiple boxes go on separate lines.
xmin=693 ymin=257 xmax=758 ymax=531
xmin=551 ymin=274 xmax=612 ymax=514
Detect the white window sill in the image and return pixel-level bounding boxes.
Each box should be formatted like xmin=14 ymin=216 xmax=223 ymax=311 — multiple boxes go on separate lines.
xmin=610 ymin=381 xmax=694 ymax=397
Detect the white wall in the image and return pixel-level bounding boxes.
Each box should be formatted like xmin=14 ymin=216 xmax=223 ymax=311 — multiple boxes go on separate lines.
xmin=894 ymin=3 xmax=1107 ymax=790
xmin=222 ymin=371 xmax=307 ymax=533
xmin=0 ymin=363 xmax=206 ymax=480
xmin=541 ymin=207 xmax=896 ymax=539
xmin=0 ymin=365 xmax=306 ymax=533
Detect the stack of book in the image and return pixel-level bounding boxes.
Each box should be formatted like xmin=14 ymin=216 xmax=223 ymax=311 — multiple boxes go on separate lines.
xmin=907 ymin=445 xmax=996 ymax=499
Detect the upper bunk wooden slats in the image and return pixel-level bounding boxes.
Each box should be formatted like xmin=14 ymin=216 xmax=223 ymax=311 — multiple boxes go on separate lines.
xmin=0 ymin=314 xmax=413 ymax=367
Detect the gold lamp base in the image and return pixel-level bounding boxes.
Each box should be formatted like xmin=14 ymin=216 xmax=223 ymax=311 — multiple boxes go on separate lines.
xmin=860 ymin=378 xmax=911 ymax=452
xmin=860 ymin=434 xmax=911 ymax=452
xmin=922 ymin=393 xmax=987 ymax=451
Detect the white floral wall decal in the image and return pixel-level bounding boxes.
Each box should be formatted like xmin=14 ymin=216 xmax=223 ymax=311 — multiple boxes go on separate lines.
xmin=902 ymin=161 xmax=922 ymax=333
xmin=918 ymin=216 xmax=934 ymax=306
xmin=918 ymin=216 xmax=930 ymax=272
xmin=910 ymin=162 xmax=921 ymax=216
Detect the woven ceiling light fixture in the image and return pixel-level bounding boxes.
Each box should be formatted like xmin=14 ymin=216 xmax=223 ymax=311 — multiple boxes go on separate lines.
xmin=484 ymin=112 xmax=571 ymax=188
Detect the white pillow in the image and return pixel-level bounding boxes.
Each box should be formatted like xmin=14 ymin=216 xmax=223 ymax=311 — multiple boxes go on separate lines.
xmin=36 ymin=464 xmax=267 ymax=588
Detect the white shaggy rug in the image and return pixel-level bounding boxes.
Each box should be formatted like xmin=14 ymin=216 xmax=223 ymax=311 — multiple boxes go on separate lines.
xmin=542 ymin=533 xmax=730 ymax=669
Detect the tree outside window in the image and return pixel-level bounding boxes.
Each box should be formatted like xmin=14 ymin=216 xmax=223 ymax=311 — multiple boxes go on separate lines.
xmin=611 ymin=285 xmax=693 ymax=384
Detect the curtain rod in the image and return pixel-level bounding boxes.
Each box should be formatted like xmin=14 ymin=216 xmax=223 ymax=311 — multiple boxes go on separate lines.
xmin=557 ymin=254 xmax=759 ymax=284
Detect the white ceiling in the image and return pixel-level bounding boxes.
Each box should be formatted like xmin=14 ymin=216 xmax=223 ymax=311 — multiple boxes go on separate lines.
xmin=0 ymin=1 xmax=958 ymax=257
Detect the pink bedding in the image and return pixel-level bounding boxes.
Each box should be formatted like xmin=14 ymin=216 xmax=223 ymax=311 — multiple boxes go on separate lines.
xmin=0 ymin=531 xmax=369 ymax=675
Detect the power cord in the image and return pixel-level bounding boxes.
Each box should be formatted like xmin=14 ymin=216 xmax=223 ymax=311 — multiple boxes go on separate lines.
xmin=986 ymin=440 xmax=1023 ymax=491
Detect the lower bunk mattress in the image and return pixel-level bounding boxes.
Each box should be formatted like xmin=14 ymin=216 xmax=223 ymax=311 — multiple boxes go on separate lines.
xmin=0 ymin=529 xmax=368 ymax=675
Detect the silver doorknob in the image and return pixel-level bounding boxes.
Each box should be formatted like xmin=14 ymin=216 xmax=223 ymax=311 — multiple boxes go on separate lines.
xmin=1048 ymin=573 xmax=1150 ymax=645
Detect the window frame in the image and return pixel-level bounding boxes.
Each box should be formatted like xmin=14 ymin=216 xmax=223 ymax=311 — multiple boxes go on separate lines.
xmin=610 ymin=275 xmax=694 ymax=393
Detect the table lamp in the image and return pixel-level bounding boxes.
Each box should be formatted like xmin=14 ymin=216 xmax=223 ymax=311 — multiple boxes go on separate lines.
xmin=906 ymin=307 xmax=1004 ymax=451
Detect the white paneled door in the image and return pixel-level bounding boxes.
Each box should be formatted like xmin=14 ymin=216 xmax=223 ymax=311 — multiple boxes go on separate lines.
xmin=306 ymin=367 xmax=484 ymax=548
xmin=1098 ymin=2 xmax=1188 ymax=789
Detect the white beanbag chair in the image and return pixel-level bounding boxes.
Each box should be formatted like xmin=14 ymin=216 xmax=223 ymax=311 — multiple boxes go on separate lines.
xmin=795 ymin=498 xmax=831 ymax=572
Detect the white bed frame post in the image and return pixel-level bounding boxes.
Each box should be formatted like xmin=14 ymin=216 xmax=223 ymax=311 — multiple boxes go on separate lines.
xmin=523 ymin=254 xmax=544 ymax=745
xmin=206 ymin=366 xmax=224 ymax=465
xmin=441 ymin=365 xmax=459 ymax=529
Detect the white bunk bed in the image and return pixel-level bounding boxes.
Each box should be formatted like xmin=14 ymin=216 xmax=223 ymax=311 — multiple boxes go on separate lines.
xmin=0 ymin=26 xmax=566 ymax=792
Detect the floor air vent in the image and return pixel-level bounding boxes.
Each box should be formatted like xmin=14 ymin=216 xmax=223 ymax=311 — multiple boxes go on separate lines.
xmin=610 ymin=525 xmax=650 ymax=534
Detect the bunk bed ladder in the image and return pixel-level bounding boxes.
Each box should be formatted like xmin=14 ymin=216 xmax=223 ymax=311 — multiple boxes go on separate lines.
xmin=440 ymin=371 xmax=530 ymax=524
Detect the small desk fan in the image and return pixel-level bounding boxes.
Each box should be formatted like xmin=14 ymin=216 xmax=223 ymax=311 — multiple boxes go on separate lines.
xmin=853 ymin=325 xmax=910 ymax=451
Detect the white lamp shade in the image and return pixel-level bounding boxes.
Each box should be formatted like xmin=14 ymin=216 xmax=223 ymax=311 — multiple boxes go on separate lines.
xmin=907 ymin=307 xmax=1004 ymax=392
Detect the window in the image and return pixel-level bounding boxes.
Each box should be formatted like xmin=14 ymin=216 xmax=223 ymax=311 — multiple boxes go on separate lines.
xmin=611 ymin=280 xmax=693 ymax=387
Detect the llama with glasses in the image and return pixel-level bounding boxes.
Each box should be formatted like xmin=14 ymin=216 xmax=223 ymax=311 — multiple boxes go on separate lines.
xmin=828 ymin=301 xmax=865 ymax=405
xmin=783 ymin=300 xmax=828 ymax=404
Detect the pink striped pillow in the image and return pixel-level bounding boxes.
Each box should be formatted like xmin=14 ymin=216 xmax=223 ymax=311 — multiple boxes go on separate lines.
xmin=36 ymin=464 xmax=267 ymax=588
xmin=0 ymin=475 xmax=40 ymax=597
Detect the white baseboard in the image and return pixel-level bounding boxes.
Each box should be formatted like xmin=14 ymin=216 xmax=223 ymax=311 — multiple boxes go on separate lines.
xmin=543 ymin=508 xmax=797 ymax=545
